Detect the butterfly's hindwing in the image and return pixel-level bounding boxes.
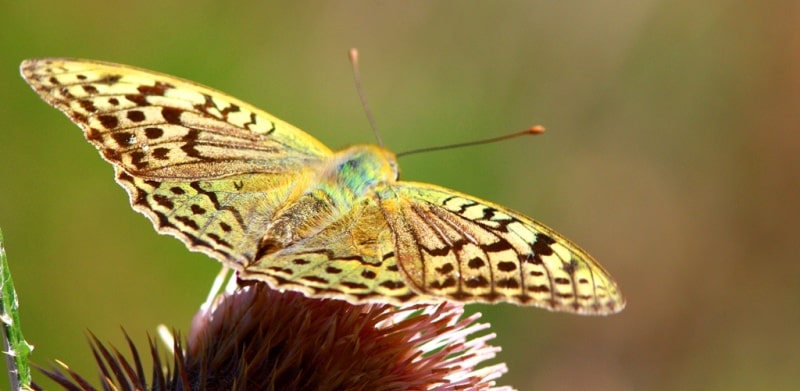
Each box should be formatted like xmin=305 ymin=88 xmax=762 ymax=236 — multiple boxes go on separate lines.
xmin=115 ymin=167 xmax=309 ymax=268
xmin=242 ymin=194 xmax=418 ymax=302
xmin=385 ymin=182 xmax=624 ymax=314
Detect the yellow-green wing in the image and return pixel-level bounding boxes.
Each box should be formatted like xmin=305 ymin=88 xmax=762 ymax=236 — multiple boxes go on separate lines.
xmin=241 ymin=192 xmax=421 ymax=304
xmin=20 ymin=58 xmax=333 ymax=268
xmin=382 ymin=182 xmax=625 ymax=315
xmin=20 ymin=58 xmax=332 ymax=179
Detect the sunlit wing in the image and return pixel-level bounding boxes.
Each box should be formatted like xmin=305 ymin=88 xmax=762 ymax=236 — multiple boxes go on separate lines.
xmin=20 ymin=58 xmax=332 ymax=266
xmin=381 ymin=182 xmax=625 ymax=315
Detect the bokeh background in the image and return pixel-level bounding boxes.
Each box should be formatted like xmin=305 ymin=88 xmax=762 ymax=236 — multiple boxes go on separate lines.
xmin=1 ymin=1 xmax=798 ymax=390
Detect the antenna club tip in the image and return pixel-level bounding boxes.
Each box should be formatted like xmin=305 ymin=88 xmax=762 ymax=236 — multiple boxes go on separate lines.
xmin=528 ymin=125 xmax=546 ymax=134
xmin=349 ymin=48 xmax=359 ymax=60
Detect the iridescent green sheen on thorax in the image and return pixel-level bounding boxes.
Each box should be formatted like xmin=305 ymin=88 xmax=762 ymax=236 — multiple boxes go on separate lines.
xmin=259 ymin=145 xmax=398 ymax=254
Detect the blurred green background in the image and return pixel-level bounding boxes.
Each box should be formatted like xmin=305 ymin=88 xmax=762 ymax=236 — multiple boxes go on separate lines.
xmin=1 ymin=1 xmax=798 ymax=390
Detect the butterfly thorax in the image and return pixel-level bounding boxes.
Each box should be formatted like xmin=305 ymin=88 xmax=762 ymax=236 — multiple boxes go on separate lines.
xmin=256 ymin=145 xmax=398 ymax=258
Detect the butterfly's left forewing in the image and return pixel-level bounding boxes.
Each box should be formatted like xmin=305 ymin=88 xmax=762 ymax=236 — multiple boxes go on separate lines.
xmin=382 ymin=182 xmax=625 ymax=315
xmin=20 ymin=58 xmax=334 ymax=269
xmin=20 ymin=58 xmax=333 ymax=180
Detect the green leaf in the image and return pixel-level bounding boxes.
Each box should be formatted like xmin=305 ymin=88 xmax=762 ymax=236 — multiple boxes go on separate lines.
xmin=0 ymin=228 xmax=33 ymax=390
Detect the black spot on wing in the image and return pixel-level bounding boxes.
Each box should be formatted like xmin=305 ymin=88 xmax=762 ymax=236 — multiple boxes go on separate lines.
xmin=161 ymin=107 xmax=182 ymax=124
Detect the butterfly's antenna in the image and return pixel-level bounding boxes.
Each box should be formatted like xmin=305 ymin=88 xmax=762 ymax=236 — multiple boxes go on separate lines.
xmin=349 ymin=48 xmax=383 ymax=146
xmin=396 ymin=125 xmax=545 ymax=158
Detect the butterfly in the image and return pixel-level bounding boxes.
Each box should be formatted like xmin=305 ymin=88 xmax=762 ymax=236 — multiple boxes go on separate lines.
xmin=20 ymin=58 xmax=624 ymax=315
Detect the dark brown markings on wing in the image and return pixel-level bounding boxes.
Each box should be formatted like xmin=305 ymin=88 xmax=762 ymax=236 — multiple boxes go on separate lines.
xmin=245 ymin=112 xmax=261 ymax=132
xmin=428 ymin=204 xmax=515 ymax=299
xmin=108 ymin=97 xmax=120 ymax=106
xmin=196 ymin=94 xmax=238 ymax=119
xmin=81 ymin=85 xmax=98 ymax=94
xmin=436 ymin=263 xmax=454 ymax=275
xmin=476 ymin=206 xmax=515 ymax=233
xmin=151 ymin=194 xmax=174 ymax=209
xmin=255 ymin=244 xmax=412 ymax=296
xmin=464 ymin=276 xmax=489 ymax=288
xmin=553 ymin=277 xmax=571 ymax=285
xmin=97 ymin=74 xmax=122 ymax=85
xmin=127 ymin=110 xmax=146 ymax=122
xmin=137 ymin=81 xmax=172 ymax=97
xmin=188 ymin=181 xmax=247 ymax=229
xmin=78 ymin=99 xmax=97 ymax=113
xmin=496 ymin=278 xmax=520 ymax=289
xmin=300 ymin=249 xmax=376 ymax=267
xmin=442 ymin=196 xmax=477 ymax=214
xmin=340 ymin=281 xmax=368 ymax=290
xmin=111 ymin=131 xmax=133 ymax=147
xmin=118 ymin=171 xmax=148 ymax=207
xmin=281 ymin=277 xmax=417 ymax=303
xmin=161 ymin=107 xmax=183 ymax=125
xmin=325 ymin=266 xmax=342 ymax=274
xmin=408 ymin=204 xmax=457 ymax=292
xmin=530 ymin=284 xmax=550 ymax=293
xmin=152 ymin=148 xmax=170 ymax=160
xmin=442 ymin=202 xmax=574 ymax=304
xmin=72 ymin=112 xmax=88 ymax=124
xmin=422 ymin=204 xmax=502 ymax=300
xmin=301 ymin=276 xmax=328 ymax=285
xmin=144 ymin=127 xmax=164 ymax=139
xmin=379 ymin=281 xmax=405 ymax=290
xmin=531 ymin=233 xmax=555 ymax=258
xmin=467 ymin=257 xmax=485 ymax=269
xmin=129 ymin=151 xmax=148 ymax=170
xmin=482 ymin=239 xmax=513 ymax=253
xmin=562 ymin=255 xmax=594 ymax=308
xmin=523 ymin=233 xmax=559 ymax=303
xmin=429 ymin=277 xmax=457 ymax=290
xmin=174 ymin=215 xmax=200 ymax=230
xmin=267 ymin=266 xmax=293 ymax=275
xmin=382 ymin=251 xmax=394 ymax=261
xmin=115 ymin=171 xmax=234 ymax=260
xmin=206 ymin=233 xmax=232 ymax=249
xmin=124 ymin=94 xmax=148 ymax=107
xmin=98 ymin=114 xmax=118 ymax=130
xmin=180 ymin=128 xmax=202 ymax=158
xmin=98 ymin=145 xmax=122 ymax=163
xmin=497 ymin=261 xmax=517 ymax=272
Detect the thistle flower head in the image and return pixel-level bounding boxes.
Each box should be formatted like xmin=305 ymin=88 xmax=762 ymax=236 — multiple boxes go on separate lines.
xmin=35 ymin=281 xmax=512 ymax=390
